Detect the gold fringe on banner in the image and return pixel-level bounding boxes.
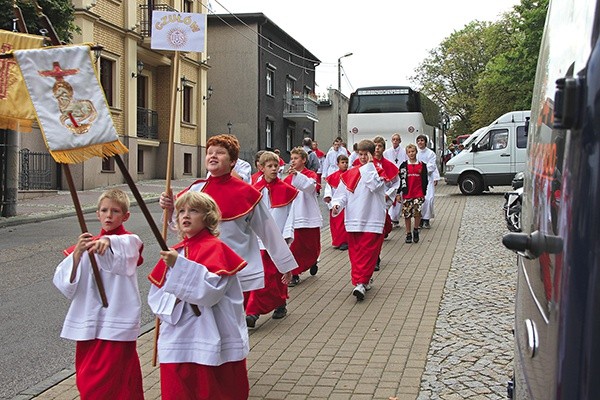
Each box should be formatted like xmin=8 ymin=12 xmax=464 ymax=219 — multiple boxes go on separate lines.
xmin=49 ymin=140 xmax=128 ymax=164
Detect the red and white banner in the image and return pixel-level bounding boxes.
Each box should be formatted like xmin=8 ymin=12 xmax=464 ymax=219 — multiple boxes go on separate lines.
xmin=151 ymin=11 xmax=206 ymax=52
xmin=14 ymin=45 xmax=127 ymax=164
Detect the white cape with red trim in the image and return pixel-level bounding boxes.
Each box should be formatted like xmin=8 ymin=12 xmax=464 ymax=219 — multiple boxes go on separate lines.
xmin=14 ymin=45 xmax=127 ymax=164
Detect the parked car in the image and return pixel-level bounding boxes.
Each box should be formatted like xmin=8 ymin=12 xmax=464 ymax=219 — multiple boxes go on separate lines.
xmin=503 ymin=0 xmax=600 ymax=398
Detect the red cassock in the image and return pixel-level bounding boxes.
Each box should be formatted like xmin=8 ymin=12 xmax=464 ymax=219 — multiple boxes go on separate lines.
xmin=325 ymin=170 xmax=349 ymax=247
xmin=245 ymin=178 xmax=298 ymax=315
xmin=347 ymin=231 xmax=385 ymax=286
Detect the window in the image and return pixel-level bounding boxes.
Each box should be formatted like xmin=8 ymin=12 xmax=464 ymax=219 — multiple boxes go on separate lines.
xmin=184 ymin=153 xmax=192 ymax=174
xmin=517 ymin=125 xmax=527 ymax=148
xmin=102 ymin=157 xmax=114 ymax=172
xmin=137 ymin=149 xmax=144 ymax=174
xmin=184 ymin=0 xmax=193 ymax=12
xmin=266 ymin=69 xmax=274 ymax=96
xmin=478 ymin=129 xmax=508 ymax=151
xmin=285 ymin=77 xmax=295 ymax=104
xmin=182 ymin=86 xmax=192 ymax=123
xmin=266 ymin=120 xmax=273 ymax=148
xmin=99 ymin=57 xmax=114 ymax=106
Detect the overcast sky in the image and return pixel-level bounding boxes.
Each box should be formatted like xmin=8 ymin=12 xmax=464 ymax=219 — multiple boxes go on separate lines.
xmin=206 ymin=0 xmax=521 ymax=97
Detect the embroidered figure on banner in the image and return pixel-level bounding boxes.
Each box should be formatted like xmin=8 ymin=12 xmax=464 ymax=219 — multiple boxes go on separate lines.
xmin=39 ymin=61 xmax=98 ymax=134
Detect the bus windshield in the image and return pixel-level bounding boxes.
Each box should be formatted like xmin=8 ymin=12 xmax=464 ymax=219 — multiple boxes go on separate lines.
xmin=348 ymin=88 xmax=417 ymax=114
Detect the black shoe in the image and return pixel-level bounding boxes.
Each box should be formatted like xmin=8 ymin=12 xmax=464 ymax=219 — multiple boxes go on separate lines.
xmin=422 ymin=220 xmax=431 ymax=229
xmin=413 ymin=228 xmax=420 ymax=243
xmin=339 ymin=243 xmax=348 ymax=251
xmin=405 ymin=233 xmax=413 ymax=244
xmin=309 ymin=264 xmax=319 ymax=276
xmin=246 ymin=314 xmax=259 ymax=328
xmin=272 ymin=306 xmax=287 ymax=319
xmin=419 ymin=220 xmax=425 ymax=228
xmin=374 ymin=256 xmax=381 ymax=271
xmin=288 ymin=275 xmax=300 ymax=287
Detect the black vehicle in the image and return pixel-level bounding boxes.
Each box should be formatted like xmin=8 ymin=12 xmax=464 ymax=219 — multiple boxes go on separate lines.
xmin=502 ymin=0 xmax=600 ymax=398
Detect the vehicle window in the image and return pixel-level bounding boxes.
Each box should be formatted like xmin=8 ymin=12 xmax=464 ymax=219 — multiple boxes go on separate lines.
xmin=516 ymin=125 xmax=527 ymax=148
xmin=477 ymin=129 xmax=508 ymax=151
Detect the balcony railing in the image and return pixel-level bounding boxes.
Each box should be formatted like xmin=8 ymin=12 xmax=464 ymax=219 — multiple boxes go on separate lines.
xmin=137 ymin=107 xmax=158 ymax=139
xmin=139 ymin=4 xmax=178 ymax=37
xmin=283 ymin=95 xmax=319 ymax=122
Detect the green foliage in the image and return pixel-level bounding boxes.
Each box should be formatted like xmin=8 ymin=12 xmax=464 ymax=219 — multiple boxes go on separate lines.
xmin=411 ymin=0 xmax=549 ymax=140
xmin=0 ymin=0 xmax=77 ymax=43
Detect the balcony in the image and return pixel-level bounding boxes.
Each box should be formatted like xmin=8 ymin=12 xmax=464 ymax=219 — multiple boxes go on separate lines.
xmin=138 ymin=3 xmax=178 ymax=37
xmin=137 ymin=107 xmax=158 ymax=139
xmin=283 ymin=95 xmax=319 ymax=122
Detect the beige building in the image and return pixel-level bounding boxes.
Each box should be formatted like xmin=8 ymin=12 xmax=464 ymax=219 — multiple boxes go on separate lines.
xmin=315 ymin=88 xmax=349 ymax=150
xmin=19 ymin=0 xmax=210 ymax=190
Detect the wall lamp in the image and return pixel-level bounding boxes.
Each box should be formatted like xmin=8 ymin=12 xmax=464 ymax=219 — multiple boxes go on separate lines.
xmin=179 ymin=75 xmax=193 ymax=92
xmin=90 ymin=44 xmax=103 ymax=63
xmin=131 ymin=60 xmax=144 ymax=78
xmin=203 ymin=85 xmax=213 ymax=101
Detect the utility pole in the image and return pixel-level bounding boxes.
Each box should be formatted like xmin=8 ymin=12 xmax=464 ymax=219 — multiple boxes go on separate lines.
xmin=337 ymin=53 xmax=352 ymax=137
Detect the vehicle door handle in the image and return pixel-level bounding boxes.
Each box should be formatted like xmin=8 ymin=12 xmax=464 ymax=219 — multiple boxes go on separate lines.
xmin=500 ymin=154 xmax=511 ymax=157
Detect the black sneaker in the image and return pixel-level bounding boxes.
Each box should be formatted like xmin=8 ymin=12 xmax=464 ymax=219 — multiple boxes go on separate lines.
xmin=405 ymin=233 xmax=413 ymax=244
xmin=413 ymin=228 xmax=420 ymax=243
xmin=419 ymin=220 xmax=425 ymax=228
xmin=246 ymin=314 xmax=259 ymax=328
xmin=272 ymin=306 xmax=287 ymax=319
xmin=309 ymin=264 xmax=319 ymax=276
xmin=374 ymin=256 xmax=381 ymax=271
xmin=288 ymin=275 xmax=300 ymax=287
xmin=339 ymin=243 xmax=348 ymax=251
xmin=422 ymin=220 xmax=431 ymax=229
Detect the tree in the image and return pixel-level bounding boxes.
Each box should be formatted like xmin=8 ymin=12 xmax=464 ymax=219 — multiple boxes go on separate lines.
xmin=0 ymin=0 xmax=77 ymax=43
xmin=411 ymin=0 xmax=549 ymax=139
xmin=474 ymin=0 xmax=549 ymax=127
xmin=411 ymin=20 xmax=513 ymax=137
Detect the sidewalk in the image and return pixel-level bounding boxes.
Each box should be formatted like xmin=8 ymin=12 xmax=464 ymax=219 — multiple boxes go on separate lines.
xmin=11 ymin=182 xmax=466 ymax=399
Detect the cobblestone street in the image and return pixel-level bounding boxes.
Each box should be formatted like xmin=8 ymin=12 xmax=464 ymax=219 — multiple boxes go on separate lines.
xmin=418 ymin=190 xmax=516 ymax=399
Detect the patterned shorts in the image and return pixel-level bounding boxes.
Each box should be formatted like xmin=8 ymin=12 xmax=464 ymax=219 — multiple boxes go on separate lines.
xmin=401 ymin=197 xmax=425 ymax=219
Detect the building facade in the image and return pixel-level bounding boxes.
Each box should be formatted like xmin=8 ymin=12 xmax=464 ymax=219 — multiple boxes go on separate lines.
xmin=19 ymin=0 xmax=209 ymax=191
xmin=206 ymin=13 xmax=320 ymax=163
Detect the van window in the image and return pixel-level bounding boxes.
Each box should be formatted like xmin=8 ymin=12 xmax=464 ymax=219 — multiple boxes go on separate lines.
xmin=517 ymin=125 xmax=527 ymax=148
xmin=478 ymin=129 xmax=508 ymax=151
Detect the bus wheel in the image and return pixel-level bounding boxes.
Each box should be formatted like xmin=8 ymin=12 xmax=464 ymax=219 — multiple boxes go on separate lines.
xmin=459 ymin=173 xmax=483 ymax=195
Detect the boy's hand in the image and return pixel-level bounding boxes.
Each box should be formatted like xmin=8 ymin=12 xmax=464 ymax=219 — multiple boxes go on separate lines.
xmin=323 ymin=196 xmax=331 ymax=203
xmin=159 ymin=192 xmax=174 ymax=211
xmin=92 ymin=237 xmax=111 ymax=255
xmin=281 ymin=271 xmax=292 ymax=285
xmin=331 ymin=204 xmax=341 ymax=217
xmin=160 ymin=249 xmax=179 ymax=268
xmin=74 ymin=233 xmax=94 ymax=257
xmin=367 ymin=152 xmax=374 ymax=163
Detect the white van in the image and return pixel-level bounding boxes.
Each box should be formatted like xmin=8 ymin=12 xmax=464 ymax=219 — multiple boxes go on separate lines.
xmin=444 ymin=110 xmax=529 ymax=195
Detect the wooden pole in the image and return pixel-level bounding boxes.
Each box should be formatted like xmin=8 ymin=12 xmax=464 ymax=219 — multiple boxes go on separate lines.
xmin=152 ymin=50 xmax=181 ymax=367
xmin=62 ymin=164 xmax=108 ymax=307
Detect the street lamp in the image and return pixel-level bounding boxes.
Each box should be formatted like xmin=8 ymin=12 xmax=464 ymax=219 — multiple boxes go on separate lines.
xmin=337 ymin=52 xmax=353 ymax=136
xmin=337 ymin=52 xmax=353 ymax=92
xmin=227 ymin=121 xmax=232 ymax=134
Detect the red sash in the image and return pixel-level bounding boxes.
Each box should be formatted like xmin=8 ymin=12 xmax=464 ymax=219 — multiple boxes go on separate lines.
xmin=253 ymin=177 xmax=298 ymax=208
xmin=63 ymin=225 xmax=144 ymax=266
xmin=342 ymin=162 xmax=386 ymax=193
xmin=374 ymin=156 xmax=399 ymax=182
xmin=325 ymin=169 xmax=346 ymax=189
xmin=251 ymin=171 xmax=264 ymax=185
xmin=148 ymin=229 xmax=247 ymax=288
xmin=314 ymin=148 xmax=325 ymax=158
xmin=178 ymin=173 xmax=262 ymax=221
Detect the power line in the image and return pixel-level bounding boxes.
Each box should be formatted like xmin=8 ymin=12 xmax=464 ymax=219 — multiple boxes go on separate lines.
xmin=200 ymin=1 xmax=339 ymax=71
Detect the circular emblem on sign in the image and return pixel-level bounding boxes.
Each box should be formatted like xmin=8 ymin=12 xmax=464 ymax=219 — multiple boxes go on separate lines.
xmin=167 ymin=28 xmax=188 ymax=49
xmin=351 ymin=127 xmax=358 ymax=134
xmin=408 ymin=126 xmax=415 ymax=133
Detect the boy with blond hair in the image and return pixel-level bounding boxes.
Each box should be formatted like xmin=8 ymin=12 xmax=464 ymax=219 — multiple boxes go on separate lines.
xmin=54 ymin=189 xmax=144 ymax=399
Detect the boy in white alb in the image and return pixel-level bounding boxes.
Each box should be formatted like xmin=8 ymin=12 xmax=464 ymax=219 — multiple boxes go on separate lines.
xmin=284 ymin=146 xmax=323 ymax=286
xmin=53 ymin=189 xmax=144 ymax=399
xmin=416 ymin=134 xmax=439 ymax=229
xmin=149 ymin=191 xmax=250 ymax=400
xmin=383 ymin=133 xmax=408 ymax=225
xmin=331 ymin=139 xmax=387 ymax=301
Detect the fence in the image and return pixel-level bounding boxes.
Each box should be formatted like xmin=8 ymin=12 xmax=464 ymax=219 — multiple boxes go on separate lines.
xmin=19 ymin=149 xmax=56 ymax=190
